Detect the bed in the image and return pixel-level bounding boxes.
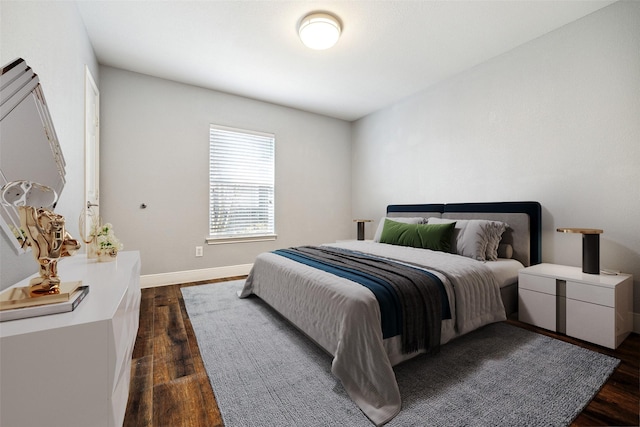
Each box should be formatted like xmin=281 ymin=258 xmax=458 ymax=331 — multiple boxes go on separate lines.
xmin=239 ymin=201 xmax=541 ymax=425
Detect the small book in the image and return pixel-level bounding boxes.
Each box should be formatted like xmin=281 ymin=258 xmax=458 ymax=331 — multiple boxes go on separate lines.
xmin=0 ymin=285 xmax=89 ymax=322
xmin=0 ymin=281 xmax=82 ymax=310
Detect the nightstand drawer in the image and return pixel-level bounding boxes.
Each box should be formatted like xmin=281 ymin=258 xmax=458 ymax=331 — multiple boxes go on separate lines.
xmin=566 ymin=281 xmax=614 ymax=307
xmin=519 ymin=288 xmax=556 ymax=331
xmin=519 ymin=273 xmax=556 ymax=295
xmin=566 ymin=299 xmax=615 ymax=348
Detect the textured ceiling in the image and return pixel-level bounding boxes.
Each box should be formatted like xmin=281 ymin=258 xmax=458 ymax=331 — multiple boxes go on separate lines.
xmin=76 ymin=0 xmax=615 ymax=121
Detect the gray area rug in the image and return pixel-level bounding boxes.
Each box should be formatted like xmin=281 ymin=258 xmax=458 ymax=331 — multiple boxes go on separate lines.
xmin=181 ymin=280 xmax=620 ymax=426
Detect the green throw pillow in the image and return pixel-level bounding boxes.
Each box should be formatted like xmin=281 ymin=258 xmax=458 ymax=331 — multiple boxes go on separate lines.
xmin=379 ymin=219 xmax=456 ymax=252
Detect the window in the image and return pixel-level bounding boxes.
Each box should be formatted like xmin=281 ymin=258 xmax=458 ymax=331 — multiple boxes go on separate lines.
xmin=207 ymin=125 xmax=275 ymax=243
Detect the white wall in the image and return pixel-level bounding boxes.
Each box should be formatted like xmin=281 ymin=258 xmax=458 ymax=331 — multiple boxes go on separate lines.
xmin=0 ymin=1 xmax=98 ymax=290
xmin=352 ymin=1 xmax=640 ymax=317
xmin=99 ymin=66 xmax=352 ymax=276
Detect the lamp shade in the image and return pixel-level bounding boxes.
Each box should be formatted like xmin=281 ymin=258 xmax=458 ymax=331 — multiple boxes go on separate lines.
xmin=298 ymin=13 xmax=341 ymax=50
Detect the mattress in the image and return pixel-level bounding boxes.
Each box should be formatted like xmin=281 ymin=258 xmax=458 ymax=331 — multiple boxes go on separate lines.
xmin=484 ymin=258 xmax=525 ymax=288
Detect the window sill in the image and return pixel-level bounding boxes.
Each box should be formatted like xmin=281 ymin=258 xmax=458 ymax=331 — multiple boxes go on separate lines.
xmin=206 ymin=234 xmax=277 ymax=245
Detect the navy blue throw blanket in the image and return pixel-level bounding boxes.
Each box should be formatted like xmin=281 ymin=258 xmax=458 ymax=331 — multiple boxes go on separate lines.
xmin=273 ymin=246 xmax=451 ymax=354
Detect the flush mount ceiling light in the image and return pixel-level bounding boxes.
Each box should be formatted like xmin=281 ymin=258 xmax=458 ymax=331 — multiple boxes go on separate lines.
xmin=298 ymin=12 xmax=341 ymax=50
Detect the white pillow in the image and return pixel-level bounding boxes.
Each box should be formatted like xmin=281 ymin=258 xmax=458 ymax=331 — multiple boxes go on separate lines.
xmin=427 ymin=218 xmax=507 ymax=261
xmin=373 ymin=216 xmax=425 ymax=242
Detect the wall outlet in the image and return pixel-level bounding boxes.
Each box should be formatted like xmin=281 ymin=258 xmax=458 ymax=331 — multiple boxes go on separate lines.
xmin=195 ymin=246 xmax=203 ymax=257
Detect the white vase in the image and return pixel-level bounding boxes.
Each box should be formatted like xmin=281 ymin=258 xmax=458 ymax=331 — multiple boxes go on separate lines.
xmin=96 ymin=247 xmax=118 ymax=262
xmin=87 ymin=240 xmax=98 ymax=259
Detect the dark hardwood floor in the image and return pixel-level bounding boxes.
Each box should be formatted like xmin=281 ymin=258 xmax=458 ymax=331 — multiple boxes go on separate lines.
xmin=124 ymin=278 xmax=640 ymax=427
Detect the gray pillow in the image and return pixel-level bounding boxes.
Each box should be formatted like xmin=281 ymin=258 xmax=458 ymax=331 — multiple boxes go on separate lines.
xmin=427 ymin=218 xmax=508 ymax=261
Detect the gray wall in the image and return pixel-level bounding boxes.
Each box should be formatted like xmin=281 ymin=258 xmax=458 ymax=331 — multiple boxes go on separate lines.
xmin=352 ymin=2 xmax=640 ymax=316
xmin=0 ymin=1 xmax=98 ymax=290
xmin=99 ymin=67 xmax=352 ymax=275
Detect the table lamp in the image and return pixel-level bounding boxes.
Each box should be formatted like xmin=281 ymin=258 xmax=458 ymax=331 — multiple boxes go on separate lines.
xmin=353 ymin=219 xmax=372 ymax=240
xmin=557 ymin=227 xmax=603 ymax=274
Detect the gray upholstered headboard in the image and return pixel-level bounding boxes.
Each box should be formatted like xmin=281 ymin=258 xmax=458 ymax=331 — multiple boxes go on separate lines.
xmin=386 ymin=202 xmax=541 ymax=267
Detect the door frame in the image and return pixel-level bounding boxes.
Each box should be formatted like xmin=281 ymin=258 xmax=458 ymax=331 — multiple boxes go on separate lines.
xmin=83 ymin=65 xmax=100 ymax=243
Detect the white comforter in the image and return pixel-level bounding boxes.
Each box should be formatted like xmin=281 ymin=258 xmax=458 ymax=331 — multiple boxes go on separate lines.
xmin=239 ymin=241 xmax=507 ymax=425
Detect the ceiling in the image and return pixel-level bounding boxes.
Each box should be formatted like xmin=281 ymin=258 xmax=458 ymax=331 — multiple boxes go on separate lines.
xmin=76 ymin=0 xmax=615 ymax=121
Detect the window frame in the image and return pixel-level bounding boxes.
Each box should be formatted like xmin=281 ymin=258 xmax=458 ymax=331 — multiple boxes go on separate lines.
xmin=206 ymin=124 xmax=276 ymax=245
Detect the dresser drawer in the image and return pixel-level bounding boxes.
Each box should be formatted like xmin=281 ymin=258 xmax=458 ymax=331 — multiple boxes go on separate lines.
xmin=566 ymin=281 xmax=614 ymax=307
xmin=519 ymin=273 xmax=556 ymax=295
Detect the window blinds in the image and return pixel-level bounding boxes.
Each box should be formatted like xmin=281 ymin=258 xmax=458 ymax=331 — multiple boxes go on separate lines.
xmin=208 ymin=125 xmax=275 ymax=242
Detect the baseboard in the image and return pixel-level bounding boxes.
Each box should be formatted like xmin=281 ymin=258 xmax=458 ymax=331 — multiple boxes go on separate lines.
xmin=140 ymin=264 xmax=253 ymax=288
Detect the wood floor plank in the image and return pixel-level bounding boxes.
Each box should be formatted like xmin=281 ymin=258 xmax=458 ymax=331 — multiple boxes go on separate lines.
xmin=126 ymin=279 xmax=639 ymax=426
xmin=152 ymin=374 xmax=222 ymax=427
xmin=153 ymin=285 xmax=180 ymax=307
xmin=133 ymin=290 xmax=155 ymax=359
xmin=179 ymin=289 xmax=210 ymax=376
xmin=153 ymin=302 xmax=196 ymax=385
xmin=195 ymin=372 xmax=224 ymax=426
xmin=124 ymin=355 xmax=154 ymax=427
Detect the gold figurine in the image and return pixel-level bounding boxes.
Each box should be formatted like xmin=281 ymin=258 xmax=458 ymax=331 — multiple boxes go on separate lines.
xmin=1 ymin=180 xmax=80 ymax=296
xmin=18 ymin=205 xmax=80 ymax=295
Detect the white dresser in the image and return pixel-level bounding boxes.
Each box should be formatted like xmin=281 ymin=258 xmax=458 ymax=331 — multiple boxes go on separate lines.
xmin=0 ymin=251 xmax=141 ymax=427
xmin=518 ymin=263 xmax=633 ymax=349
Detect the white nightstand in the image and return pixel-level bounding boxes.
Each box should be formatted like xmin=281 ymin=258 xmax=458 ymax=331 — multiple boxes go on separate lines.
xmin=518 ymin=263 xmax=633 ymax=349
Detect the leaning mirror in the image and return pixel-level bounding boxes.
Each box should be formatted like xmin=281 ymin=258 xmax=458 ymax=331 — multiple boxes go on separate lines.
xmin=0 ymin=58 xmax=66 ymax=253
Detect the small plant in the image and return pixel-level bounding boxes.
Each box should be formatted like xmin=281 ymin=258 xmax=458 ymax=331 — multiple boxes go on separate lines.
xmin=94 ymin=222 xmax=123 ymax=251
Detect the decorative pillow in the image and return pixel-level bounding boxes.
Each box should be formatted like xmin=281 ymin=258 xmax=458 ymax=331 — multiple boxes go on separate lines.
xmin=497 ymin=243 xmax=513 ymax=259
xmin=373 ymin=216 xmax=425 ymax=242
xmin=484 ymin=221 xmax=508 ymax=261
xmin=427 ymin=218 xmax=508 ymax=261
xmin=379 ymin=219 xmax=456 ymax=252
